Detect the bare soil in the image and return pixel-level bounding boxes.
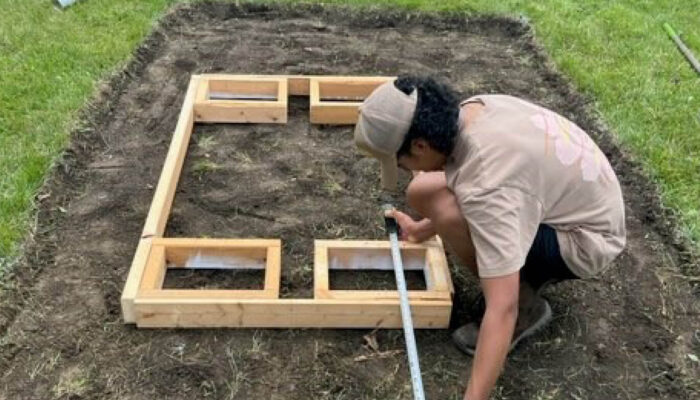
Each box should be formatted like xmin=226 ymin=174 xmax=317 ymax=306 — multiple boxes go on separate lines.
xmin=1 ymin=2 xmax=699 ymax=399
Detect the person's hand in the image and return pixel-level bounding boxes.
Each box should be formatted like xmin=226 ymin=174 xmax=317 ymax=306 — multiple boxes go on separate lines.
xmin=384 ymin=209 xmax=435 ymax=243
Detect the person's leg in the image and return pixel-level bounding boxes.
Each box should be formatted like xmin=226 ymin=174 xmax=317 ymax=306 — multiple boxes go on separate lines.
xmin=520 ymin=225 xmax=579 ymax=294
xmin=405 ymin=173 xmax=575 ymax=355
xmin=452 ymin=225 xmax=578 ymax=356
xmin=405 ymin=171 xmax=477 ymax=275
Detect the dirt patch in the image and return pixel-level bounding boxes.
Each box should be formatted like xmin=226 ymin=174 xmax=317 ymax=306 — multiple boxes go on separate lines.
xmin=1 ymin=2 xmax=699 ymax=399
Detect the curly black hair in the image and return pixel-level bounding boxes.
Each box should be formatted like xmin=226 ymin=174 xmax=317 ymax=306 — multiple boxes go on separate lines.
xmin=394 ymin=75 xmax=461 ymax=157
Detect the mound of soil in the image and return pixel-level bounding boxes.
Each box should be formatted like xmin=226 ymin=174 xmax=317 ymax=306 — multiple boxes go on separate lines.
xmin=0 ymin=2 xmax=698 ymax=399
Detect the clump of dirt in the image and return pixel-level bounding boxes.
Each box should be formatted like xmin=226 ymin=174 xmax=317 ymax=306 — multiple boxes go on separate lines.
xmin=0 ymin=2 xmax=698 ymax=399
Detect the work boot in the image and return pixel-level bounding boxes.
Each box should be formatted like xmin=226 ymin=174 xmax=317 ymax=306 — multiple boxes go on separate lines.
xmin=452 ymin=284 xmax=552 ymax=356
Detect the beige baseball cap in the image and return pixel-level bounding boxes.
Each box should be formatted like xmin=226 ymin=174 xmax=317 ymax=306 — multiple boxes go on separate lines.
xmin=354 ymin=80 xmax=418 ymax=190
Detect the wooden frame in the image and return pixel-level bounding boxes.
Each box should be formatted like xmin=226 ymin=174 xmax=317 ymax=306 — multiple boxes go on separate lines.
xmin=309 ymin=77 xmax=392 ymax=124
xmin=121 ymin=74 xmax=454 ymax=329
xmin=134 ymin=298 xmax=452 ymax=329
xmin=194 ymin=76 xmax=288 ymax=123
xmin=138 ymin=238 xmax=281 ymax=298
xmin=133 ymin=238 xmax=452 ymax=329
xmin=121 ymin=76 xmax=202 ymax=322
xmin=314 ymin=239 xmax=453 ymax=301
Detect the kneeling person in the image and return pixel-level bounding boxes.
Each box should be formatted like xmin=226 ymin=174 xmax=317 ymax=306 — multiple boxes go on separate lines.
xmin=354 ymin=76 xmax=626 ymax=400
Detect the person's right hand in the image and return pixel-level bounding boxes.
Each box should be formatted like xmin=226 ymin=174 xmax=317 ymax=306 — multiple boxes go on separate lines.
xmin=385 ymin=209 xmax=435 ymax=243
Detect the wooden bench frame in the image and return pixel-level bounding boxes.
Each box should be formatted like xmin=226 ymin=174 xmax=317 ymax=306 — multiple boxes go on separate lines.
xmin=120 ymin=74 xmax=453 ymax=328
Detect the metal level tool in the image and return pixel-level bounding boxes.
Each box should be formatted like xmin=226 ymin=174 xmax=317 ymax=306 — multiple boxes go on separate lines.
xmin=382 ymin=204 xmax=426 ymax=400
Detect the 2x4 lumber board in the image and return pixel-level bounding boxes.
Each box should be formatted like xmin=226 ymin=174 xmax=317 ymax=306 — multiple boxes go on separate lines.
xmin=315 ymin=239 xmax=442 ymax=250
xmin=429 ymin=236 xmax=454 ymax=294
xmin=207 ymin=80 xmax=279 ymax=97
xmin=426 ymin=246 xmax=450 ymax=293
xmin=309 ymin=78 xmax=320 ymax=104
xmin=152 ymin=238 xmax=281 ymax=247
xmin=135 ymin=297 xmax=451 ymax=313
xmin=318 ymin=78 xmax=392 ymax=99
xmin=138 ymin=289 xmax=279 ymax=299
xmin=152 ymin=237 xmax=279 ymax=268
xmin=134 ymin=298 xmax=451 ymax=328
xmin=121 ymin=237 xmax=153 ymax=323
xmin=154 ymin=239 xmax=278 ymax=268
xmin=194 ymin=101 xmax=287 ymax=124
xmin=198 ymin=74 xmax=395 ymax=96
xmin=139 ymin=245 xmax=166 ymax=290
xmin=443 ymin=262 xmax=454 ymax=295
xmin=135 ymin=298 xmax=452 ymax=315
xmin=199 ymin=75 xmax=307 ymax=96
xmin=136 ymin=312 xmax=449 ymax=329
xmin=288 ymin=76 xmax=310 ymax=96
xmin=202 ymin=75 xmax=310 ymax=97
xmin=310 ymin=103 xmax=363 ymax=125
xmin=195 ymin=78 xmax=208 ymax=104
xmin=264 ymin=246 xmax=281 ymax=296
xmin=141 ymin=75 xmax=200 ymax=238
xmin=292 ymin=76 xmax=391 ymax=97
xmin=321 ymin=290 xmax=451 ymax=301
xmin=314 ymin=240 xmax=330 ymax=295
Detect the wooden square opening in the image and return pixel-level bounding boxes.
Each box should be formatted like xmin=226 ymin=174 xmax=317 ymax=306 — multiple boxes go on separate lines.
xmin=194 ymin=76 xmax=288 ymax=123
xmin=314 ymin=240 xmax=453 ymax=301
xmin=138 ymin=238 xmax=281 ymax=300
xmin=309 ymin=77 xmax=391 ymax=124
xmin=327 ymin=247 xmax=428 ymax=291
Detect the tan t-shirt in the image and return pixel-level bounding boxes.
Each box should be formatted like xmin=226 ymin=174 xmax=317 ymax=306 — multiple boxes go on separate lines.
xmin=445 ymin=95 xmax=626 ymax=279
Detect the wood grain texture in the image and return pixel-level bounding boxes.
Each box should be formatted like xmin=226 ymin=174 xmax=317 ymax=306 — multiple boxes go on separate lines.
xmin=134 ymin=297 xmax=451 ymax=328
xmin=121 ymin=237 xmax=153 ymax=323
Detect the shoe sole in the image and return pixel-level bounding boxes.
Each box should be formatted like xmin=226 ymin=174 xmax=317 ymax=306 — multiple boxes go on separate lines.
xmin=509 ymin=300 xmax=552 ymax=352
xmin=454 ymin=300 xmax=552 ymax=356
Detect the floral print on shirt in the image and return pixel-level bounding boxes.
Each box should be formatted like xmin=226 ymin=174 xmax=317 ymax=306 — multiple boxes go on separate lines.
xmin=531 ymin=110 xmax=614 ymax=182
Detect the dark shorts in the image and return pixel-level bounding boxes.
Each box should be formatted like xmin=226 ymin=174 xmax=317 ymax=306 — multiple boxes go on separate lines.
xmin=520 ymin=224 xmax=579 ymax=291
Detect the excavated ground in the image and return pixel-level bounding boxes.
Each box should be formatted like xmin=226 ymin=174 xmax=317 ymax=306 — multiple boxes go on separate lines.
xmin=0 ymin=2 xmax=698 ymax=399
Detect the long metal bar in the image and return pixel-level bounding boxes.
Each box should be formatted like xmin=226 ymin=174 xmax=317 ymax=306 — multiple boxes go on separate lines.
xmin=384 ymin=205 xmax=425 ymax=400
xmin=664 ymin=23 xmax=700 ymax=76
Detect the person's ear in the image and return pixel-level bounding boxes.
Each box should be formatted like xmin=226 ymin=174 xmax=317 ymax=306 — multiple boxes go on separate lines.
xmin=410 ymin=138 xmax=429 ymax=155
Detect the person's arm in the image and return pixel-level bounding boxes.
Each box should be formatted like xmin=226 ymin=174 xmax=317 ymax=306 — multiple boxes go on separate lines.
xmin=385 ymin=209 xmax=437 ymax=243
xmin=464 ymin=272 xmax=520 ymax=400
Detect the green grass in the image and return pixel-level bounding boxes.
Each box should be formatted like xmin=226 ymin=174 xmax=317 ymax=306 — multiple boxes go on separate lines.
xmin=1 ymin=0 xmax=699 ymax=270
xmin=0 ymin=0 xmax=176 ymax=265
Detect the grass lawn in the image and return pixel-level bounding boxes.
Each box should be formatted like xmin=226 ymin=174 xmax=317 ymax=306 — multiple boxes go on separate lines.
xmin=0 ymin=0 xmax=177 ymax=268
xmin=1 ymin=0 xmax=699 ymax=272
